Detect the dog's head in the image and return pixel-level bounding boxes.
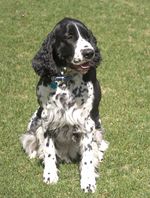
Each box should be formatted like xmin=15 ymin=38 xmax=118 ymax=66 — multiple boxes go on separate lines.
xmin=32 ymin=18 xmax=102 ymax=77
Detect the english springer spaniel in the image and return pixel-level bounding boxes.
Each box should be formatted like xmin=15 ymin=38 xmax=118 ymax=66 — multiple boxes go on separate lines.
xmin=21 ymin=18 xmax=108 ymax=193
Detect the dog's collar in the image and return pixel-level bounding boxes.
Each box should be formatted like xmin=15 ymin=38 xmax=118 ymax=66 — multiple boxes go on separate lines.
xmin=49 ymin=67 xmax=72 ymax=89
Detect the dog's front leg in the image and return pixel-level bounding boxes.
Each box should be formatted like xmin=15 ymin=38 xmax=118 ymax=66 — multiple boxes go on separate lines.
xmin=80 ymin=130 xmax=98 ymax=193
xmin=43 ymin=135 xmax=58 ymax=184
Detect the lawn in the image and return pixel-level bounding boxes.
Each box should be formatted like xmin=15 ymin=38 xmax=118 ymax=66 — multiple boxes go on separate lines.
xmin=0 ymin=0 xmax=149 ymax=197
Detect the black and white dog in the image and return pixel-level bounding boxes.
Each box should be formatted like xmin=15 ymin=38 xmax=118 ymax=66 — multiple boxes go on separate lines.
xmin=21 ymin=18 xmax=108 ymax=193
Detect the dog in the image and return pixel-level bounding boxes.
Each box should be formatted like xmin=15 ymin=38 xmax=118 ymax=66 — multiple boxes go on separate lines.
xmin=21 ymin=18 xmax=108 ymax=193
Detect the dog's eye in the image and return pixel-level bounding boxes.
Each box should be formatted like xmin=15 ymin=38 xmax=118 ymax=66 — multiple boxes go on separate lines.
xmin=65 ymin=34 xmax=73 ymax=40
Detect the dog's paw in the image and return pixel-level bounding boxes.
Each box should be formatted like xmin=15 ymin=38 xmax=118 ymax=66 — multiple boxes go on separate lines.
xmin=100 ymin=140 xmax=109 ymax=152
xmin=98 ymin=151 xmax=104 ymax=162
xmin=29 ymin=151 xmax=37 ymax=159
xmin=43 ymin=170 xmax=58 ymax=184
xmin=80 ymin=175 xmax=96 ymax=193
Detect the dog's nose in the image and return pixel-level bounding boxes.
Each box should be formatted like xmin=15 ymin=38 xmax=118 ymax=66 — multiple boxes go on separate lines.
xmin=82 ymin=49 xmax=94 ymax=59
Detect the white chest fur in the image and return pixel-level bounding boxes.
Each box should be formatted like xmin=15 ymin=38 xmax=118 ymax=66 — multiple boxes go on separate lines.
xmin=37 ymin=74 xmax=94 ymax=129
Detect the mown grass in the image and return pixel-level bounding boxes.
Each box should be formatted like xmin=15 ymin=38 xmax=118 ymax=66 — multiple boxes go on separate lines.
xmin=0 ymin=0 xmax=149 ymax=197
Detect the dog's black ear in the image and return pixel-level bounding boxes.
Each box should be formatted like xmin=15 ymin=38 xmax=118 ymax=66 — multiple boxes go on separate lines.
xmin=32 ymin=32 xmax=58 ymax=77
xmin=89 ymin=30 xmax=102 ymax=67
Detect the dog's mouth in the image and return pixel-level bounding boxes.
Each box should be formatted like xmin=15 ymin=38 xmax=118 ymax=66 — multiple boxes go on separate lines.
xmin=80 ymin=62 xmax=91 ymax=69
xmin=71 ymin=62 xmax=91 ymax=74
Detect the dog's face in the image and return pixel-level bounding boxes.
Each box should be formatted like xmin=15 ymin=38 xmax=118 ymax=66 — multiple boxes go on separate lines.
xmin=32 ymin=18 xmax=101 ymax=77
xmin=53 ymin=18 xmax=97 ymax=74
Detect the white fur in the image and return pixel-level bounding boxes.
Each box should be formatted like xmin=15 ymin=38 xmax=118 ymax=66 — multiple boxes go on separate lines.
xmin=20 ymin=134 xmax=37 ymax=158
xmin=98 ymin=140 xmax=109 ymax=162
xmin=37 ymin=74 xmax=94 ymax=130
xmin=80 ymin=132 xmax=99 ymax=193
xmin=43 ymin=137 xmax=59 ymax=184
xmin=72 ymin=24 xmax=94 ymax=64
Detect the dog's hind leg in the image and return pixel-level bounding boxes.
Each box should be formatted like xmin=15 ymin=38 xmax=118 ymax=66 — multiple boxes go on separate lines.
xmin=20 ymin=107 xmax=43 ymax=159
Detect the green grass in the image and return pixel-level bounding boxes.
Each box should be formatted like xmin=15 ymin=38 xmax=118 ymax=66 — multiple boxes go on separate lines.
xmin=0 ymin=0 xmax=149 ymax=197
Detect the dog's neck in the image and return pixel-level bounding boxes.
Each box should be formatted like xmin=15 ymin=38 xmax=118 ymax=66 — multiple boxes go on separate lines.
xmin=49 ymin=67 xmax=73 ymax=89
xmin=51 ymin=67 xmax=72 ymax=81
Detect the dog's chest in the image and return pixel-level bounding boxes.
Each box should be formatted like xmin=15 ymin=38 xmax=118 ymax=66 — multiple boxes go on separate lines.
xmin=38 ymin=76 xmax=93 ymax=108
xmin=37 ymin=75 xmax=94 ymax=126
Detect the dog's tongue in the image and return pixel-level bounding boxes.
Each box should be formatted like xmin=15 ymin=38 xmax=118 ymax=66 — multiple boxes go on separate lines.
xmin=80 ymin=62 xmax=90 ymax=69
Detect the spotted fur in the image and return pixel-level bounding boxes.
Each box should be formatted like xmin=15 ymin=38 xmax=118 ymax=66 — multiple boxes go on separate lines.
xmin=20 ymin=18 xmax=109 ymax=193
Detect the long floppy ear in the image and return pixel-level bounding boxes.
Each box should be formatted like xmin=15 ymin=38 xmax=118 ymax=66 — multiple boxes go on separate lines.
xmin=32 ymin=32 xmax=58 ymax=78
xmin=89 ymin=30 xmax=102 ymax=67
